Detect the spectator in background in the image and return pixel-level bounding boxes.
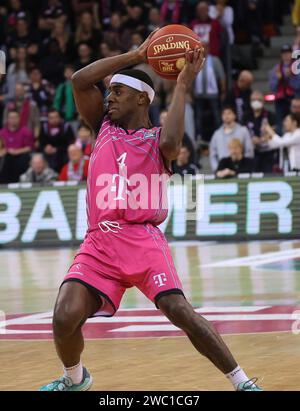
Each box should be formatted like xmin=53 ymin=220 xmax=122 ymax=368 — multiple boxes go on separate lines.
xmin=242 ymin=90 xmax=277 ymax=173
xmin=39 ymin=38 xmax=66 ymax=86
xmin=28 ymin=68 xmax=54 ymax=124
xmin=263 ymin=113 xmax=300 ymax=172
xmin=0 ymin=74 xmax=7 ymax=129
xmin=38 ymin=0 xmax=67 ymax=38
xmin=0 ymin=110 xmax=34 ymax=182
xmin=74 ymin=11 xmax=101 ymax=52
xmin=54 ymin=65 xmax=77 ymax=130
xmin=190 ymin=1 xmax=223 ymax=58
xmin=147 ymin=7 xmax=163 ymax=34
xmin=3 ymin=82 xmax=40 ymax=138
xmin=210 ymin=106 xmax=254 ymax=171
xmin=160 ymin=0 xmax=182 ymax=25
xmin=39 ymin=109 xmax=74 ymax=172
xmin=122 ymin=3 xmax=146 ymax=33
xmin=7 ymin=17 xmax=40 ymax=63
xmin=74 ymin=42 xmax=94 ymax=71
xmin=269 ymin=44 xmax=300 ymax=134
xmin=20 ymin=152 xmax=57 ymax=183
xmin=103 ymin=12 xmax=131 ymax=52
xmin=59 ymin=143 xmax=89 ymax=181
xmin=216 ymin=138 xmax=254 ymax=178
xmin=71 ymin=0 xmax=95 ymax=18
xmin=226 ymin=70 xmax=253 ymax=123
xmin=209 ymin=0 xmax=234 ymax=45
xmin=172 ymin=145 xmax=199 ymax=176
xmin=47 ymin=19 xmax=75 ymax=59
xmin=5 ymin=0 xmax=28 ymax=36
xmin=193 ymin=43 xmax=226 ymax=140
xmin=291 ymin=97 xmax=300 ymax=114
xmin=6 ymin=45 xmax=30 ymax=99
xmin=75 ymin=124 xmax=93 ymax=158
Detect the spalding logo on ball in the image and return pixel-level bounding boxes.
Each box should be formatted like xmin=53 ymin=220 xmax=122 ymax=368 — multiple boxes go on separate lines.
xmin=147 ymin=24 xmax=205 ymax=80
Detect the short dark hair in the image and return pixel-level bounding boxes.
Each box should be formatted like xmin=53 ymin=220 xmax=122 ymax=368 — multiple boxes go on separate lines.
xmin=222 ymin=106 xmax=237 ymax=116
xmin=115 ymin=69 xmax=154 ymax=91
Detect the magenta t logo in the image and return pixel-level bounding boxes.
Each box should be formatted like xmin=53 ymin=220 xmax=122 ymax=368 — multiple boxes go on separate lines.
xmin=0 ymin=50 xmax=6 ymax=74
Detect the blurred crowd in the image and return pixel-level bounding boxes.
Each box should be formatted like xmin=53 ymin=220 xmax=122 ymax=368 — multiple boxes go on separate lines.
xmin=0 ymin=0 xmax=299 ymax=184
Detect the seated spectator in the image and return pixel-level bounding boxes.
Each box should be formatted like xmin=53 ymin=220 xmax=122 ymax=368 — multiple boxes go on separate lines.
xmin=71 ymin=0 xmax=95 ymax=18
xmin=45 ymin=19 xmax=75 ymax=59
xmin=242 ymin=90 xmax=277 ymax=173
xmin=6 ymin=17 xmax=40 ymax=63
xmin=39 ymin=38 xmax=66 ymax=87
xmin=194 ymin=43 xmax=226 ymax=140
xmin=122 ymin=3 xmax=146 ymax=33
xmin=209 ymin=0 xmax=234 ymax=45
xmin=74 ymin=42 xmax=94 ymax=71
xmin=269 ymin=44 xmax=300 ymax=134
xmin=20 ymin=152 xmax=57 ymax=183
xmin=216 ymin=138 xmax=254 ymax=178
xmin=74 ymin=11 xmax=101 ymax=52
xmin=147 ymin=7 xmax=163 ymax=34
xmin=263 ymin=113 xmax=300 ymax=172
xmin=75 ymin=125 xmax=93 ymax=158
xmin=226 ymin=70 xmax=253 ymax=123
xmin=291 ymin=97 xmax=300 ymax=115
xmin=103 ymin=12 xmax=131 ymax=52
xmin=59 ymin=144 xmax=89 ymax=181
xmin=210 ymin=106 xmax=254 ymax=172
xmin=172 ymin=145 xmax=199 ymax=176
xmin=53 ymin=65 xmax=77 ymax=127
xmin=39 ymin=109 xmax=74 ymax=172
xmin=6 ymin=45 xmax=30 ymax=99
xmin=28 ymin=68 xmax=54 ymax=123
xmin=190 ymin=1 xmax=224 ymax=58
xmin=3 ymin=82 xmax=40 ymax=138
xmin=38 ymin=0 xmax=67 ymax=38
xmin=0 ymin=110 xmax=34 ymax=182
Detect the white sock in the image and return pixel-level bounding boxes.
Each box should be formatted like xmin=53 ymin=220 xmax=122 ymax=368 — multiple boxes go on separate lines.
xmin=226 ymin=365 xmax=250 ymax=390
xmin=63 ymin=361 xmax=83 ymax=384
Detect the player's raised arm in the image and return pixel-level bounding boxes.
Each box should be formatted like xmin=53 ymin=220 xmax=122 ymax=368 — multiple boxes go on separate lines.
xmin=71 ymin=31 xmax=158 ymax=134
xmin=159 ymin=48 xmax=205 ymax=161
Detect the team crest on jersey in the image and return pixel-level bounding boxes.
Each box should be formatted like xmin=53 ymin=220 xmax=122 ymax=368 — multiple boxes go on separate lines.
xmin=143 ymin=131 xmax=156 ymax=140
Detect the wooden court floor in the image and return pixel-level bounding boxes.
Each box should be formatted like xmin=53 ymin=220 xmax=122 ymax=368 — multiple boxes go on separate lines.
xmin=1 ymin=332 xmax=299 ymax=391
xmin=1 ymin=240 xmax=300 ymax=391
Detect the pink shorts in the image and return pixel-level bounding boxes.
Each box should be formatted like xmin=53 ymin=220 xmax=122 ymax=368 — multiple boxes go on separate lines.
xmin=62 ymin=222 xmax=184 ymax=316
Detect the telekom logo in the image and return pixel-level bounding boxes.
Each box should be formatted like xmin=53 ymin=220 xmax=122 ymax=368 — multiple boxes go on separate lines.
xmin=0 ymin=51 xmax=6 ymax=74
xmin=153 ymin=273 xmax=167 ymax=287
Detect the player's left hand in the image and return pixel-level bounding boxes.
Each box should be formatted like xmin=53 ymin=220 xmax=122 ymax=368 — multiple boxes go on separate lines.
xmin=177 ymin=47 xmax=206 ymax=88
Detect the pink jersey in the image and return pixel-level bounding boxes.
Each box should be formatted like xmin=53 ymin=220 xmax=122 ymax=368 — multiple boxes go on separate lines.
xmin=86 ymin=116 xmax=170 ymax=229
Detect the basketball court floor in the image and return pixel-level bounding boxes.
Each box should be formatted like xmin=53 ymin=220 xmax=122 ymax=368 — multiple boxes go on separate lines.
xmin=1 ymin=239 xmax=300 ymax=391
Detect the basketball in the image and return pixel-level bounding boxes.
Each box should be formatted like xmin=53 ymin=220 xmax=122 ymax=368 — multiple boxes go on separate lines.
xmin=147 ymin=24 xmax=204 ymax=80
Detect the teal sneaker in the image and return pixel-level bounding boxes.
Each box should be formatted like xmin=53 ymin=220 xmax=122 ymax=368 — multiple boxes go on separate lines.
xmin=237 ymin=378 xmax=263 ymax=391
xmin=39 ymin=367 xmax=93 ymax=391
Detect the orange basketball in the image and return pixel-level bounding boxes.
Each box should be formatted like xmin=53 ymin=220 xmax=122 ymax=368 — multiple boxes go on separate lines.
xmin=147 ymin=24 xmax=203 ymax=80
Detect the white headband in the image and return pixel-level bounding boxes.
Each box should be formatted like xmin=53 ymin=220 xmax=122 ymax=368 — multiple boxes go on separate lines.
xmin=110 ymin=73 xmax=155 ymax=103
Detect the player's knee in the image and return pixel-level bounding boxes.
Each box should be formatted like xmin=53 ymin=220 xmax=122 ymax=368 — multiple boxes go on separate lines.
xmin=53 ymin=303 xmax=85 ymax=337
xmin=159 ymin=297 xmax=193 ymax=331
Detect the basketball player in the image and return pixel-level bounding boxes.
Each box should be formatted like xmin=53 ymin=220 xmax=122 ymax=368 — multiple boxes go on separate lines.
xmin=40 ymin=32 xmax=262 ymax=391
